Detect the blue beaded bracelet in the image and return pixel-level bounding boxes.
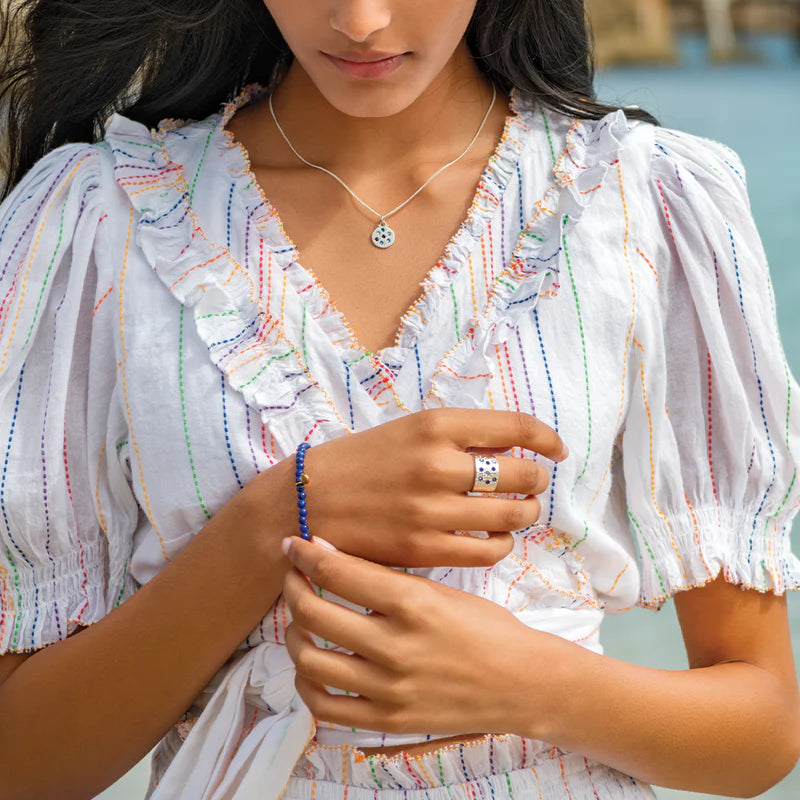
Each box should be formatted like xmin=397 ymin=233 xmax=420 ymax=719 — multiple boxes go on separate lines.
xmin=295 ymin=442 xmax=311 ymax=541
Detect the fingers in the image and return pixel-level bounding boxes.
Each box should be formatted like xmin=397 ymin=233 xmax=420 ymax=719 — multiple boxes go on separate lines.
xmin=283 ymin=567 xmax=389 ymax=662
xmin=417 ymin=409 xmax=567 ymax=461
xmin=285 ymin=621 xmax=389 ymax=699
xmin=389 ymin=531 xmax=515 ymax=568
xmin=283 ymin=536 xmax=417 ymax=615
xmin=429 ymin=495 xmax=543 ymax=534
xmin=293 ymin=673 xmax=402 ymax=732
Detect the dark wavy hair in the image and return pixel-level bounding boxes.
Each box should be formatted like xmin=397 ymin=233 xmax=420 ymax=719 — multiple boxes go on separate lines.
xmin=0 ymin=0 xmax=657 ymax=199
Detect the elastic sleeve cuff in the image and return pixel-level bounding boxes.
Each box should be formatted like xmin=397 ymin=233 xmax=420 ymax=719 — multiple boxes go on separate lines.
xmin=634 ymin=505 xmax=800 ymax=609
xmin=0 ymin=540 xmax=135 ymax=653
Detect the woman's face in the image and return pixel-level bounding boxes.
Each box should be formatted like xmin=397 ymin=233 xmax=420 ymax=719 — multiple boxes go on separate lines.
xmin=263 ymin=0 xmax=481 ymax=117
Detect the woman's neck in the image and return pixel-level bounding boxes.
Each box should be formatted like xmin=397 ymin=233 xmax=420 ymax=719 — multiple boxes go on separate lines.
xmin=267 ymin=41 xmax=498 ymax=175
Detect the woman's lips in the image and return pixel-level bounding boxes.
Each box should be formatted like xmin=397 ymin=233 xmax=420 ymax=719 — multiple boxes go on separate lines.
xmin=324 ymin=53 xmax=407 ymax=79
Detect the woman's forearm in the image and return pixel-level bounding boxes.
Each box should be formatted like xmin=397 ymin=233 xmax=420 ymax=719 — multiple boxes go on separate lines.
xmin=516 ymin=631 xmax=800 ymax=798
xmin=0 ymin=457 xmax=296 ymax=800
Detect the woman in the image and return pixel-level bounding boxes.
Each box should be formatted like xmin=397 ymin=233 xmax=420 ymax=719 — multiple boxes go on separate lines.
xmin=0 ymin=1 xmax=798 ymax=798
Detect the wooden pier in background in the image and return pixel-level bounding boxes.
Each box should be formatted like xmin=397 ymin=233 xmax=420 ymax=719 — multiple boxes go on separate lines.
xmin=589 ymin=0 xmax=800 ymax=65
xmin=587 ymin=0 xmax=677 ymax=66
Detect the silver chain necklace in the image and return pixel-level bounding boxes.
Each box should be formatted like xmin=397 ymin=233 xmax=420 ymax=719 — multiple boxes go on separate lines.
xmin=268 ymin=85 xmax=497 ymax=249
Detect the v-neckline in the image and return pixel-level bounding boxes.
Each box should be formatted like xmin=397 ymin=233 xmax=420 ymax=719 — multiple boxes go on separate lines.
xmin=217 ymin=85 xmax=532 ymax=370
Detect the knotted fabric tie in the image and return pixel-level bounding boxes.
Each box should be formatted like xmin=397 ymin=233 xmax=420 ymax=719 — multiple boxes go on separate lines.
xmin=151 ymin=642 xmax=315 ymax=800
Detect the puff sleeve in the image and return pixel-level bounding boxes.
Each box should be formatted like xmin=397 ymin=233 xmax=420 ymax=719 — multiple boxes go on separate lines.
xmin=621 ymin=128 xmax=800 ymax=608
xmin=0 ymin=144 xmax=140 ymax=652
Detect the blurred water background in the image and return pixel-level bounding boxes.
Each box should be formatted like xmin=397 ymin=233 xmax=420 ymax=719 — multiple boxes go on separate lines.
xmin=94 ymin=24 xmax=800 ymax=800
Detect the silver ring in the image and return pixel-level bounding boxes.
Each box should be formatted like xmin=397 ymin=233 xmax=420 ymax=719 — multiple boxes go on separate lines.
xmin=472 ymin=455 xmax=500 ymax=492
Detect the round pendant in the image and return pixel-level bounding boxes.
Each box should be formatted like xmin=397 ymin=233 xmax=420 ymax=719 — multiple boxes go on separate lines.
xmin=371 ymin=222 xmax=395 ymax=249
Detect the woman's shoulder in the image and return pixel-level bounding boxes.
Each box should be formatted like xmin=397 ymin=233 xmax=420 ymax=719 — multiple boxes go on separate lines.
xmin=0 ymin=97 xmax=236 ymax=258
xmin=0 ymin=140 xmax=123 ymax=300
xmin=521 ymin=96 xmax=746 ymax=200
xmin=104 ymin=104 xmax=228 ymax=176
xmin=2 ymin=90 xmax=239 ymax=206
xmin=649 ymin=124 xmax=749 ymax=210
xmin=104 ymin=85 xmax=264 ymax=192
xmin=1 ymin=139 xmax=114 ymax=226
xmin=553 ymin=106 xmax=752 ymax=252
xmin=510 ymin=98 xmax=655 ymax=214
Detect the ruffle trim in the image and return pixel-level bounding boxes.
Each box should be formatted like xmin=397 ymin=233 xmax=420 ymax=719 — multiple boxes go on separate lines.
xmin=0 ymin=539 xmax=122 ymax=652
xmin=634 ymin=504 xmax=800 ymax=609
xmin=214 ymin=86 xmax=539 ymax=417
xmin=217 ymin=85 xmax=366 ymax=363
xmin=390 ymin=89 xmax=533 ymax=351
xmin=428 ymin=108 xmax=638 ymax=408
xmin=216 ymin=85 xmax=298 ymax=264
xmin=106 ymin=111 xmax=347 ymax=454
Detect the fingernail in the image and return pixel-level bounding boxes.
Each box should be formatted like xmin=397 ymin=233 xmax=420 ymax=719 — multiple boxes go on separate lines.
xmin=312 ymin=536 xmax=338 ymax=552
xmin=559 ymin=444 xmax=569 ymax=461
xmin=281 ymin=537 xmax=292 ymax=557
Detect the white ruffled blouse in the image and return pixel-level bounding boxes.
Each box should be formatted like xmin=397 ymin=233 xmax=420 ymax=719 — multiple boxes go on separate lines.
xmin=1 ymin=86 xmax=798 ymax=797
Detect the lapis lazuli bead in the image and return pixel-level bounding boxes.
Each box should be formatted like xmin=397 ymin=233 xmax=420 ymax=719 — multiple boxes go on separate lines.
xmin=300 ymin=524 xmax=309 ymax=534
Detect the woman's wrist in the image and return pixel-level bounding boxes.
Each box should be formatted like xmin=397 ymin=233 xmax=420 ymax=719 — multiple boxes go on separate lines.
xmin=224 ymin=456 xmax=300 ymax=567
xmin=504 ymin=626 xmax=577 ymax=742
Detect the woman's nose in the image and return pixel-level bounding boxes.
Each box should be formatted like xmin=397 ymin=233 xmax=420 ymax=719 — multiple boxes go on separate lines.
xmin=328 ymin=0 xmax=392 ymax=43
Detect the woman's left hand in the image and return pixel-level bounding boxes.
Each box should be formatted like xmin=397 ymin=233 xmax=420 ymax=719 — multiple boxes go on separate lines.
xmin=281 ymin=535 xmax=551 ymax=737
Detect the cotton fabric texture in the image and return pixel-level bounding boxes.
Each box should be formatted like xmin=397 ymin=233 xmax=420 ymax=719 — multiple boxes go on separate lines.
xmin=0 ymin=85 xmax=798 ymax=799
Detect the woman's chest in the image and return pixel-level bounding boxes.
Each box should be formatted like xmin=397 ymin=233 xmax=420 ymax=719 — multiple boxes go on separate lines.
xmin=248 ymin=158 xmax=497 ymax=356
xmin=119 ymin=222 xmax=638 ymax=579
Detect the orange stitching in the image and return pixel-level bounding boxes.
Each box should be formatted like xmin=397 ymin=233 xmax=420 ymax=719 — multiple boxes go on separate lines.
xmin=92 ymin=285 xmax=114 ymax=318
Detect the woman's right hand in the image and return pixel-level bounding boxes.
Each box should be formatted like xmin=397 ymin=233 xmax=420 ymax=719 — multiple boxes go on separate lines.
xmin=275 ymin=409 xmax=567 ymax=568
